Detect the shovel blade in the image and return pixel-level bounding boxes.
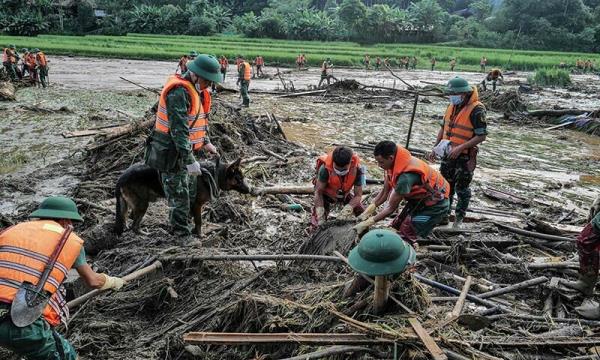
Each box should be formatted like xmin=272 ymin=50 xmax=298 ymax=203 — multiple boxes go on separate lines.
xmin=10 ymin=284 xmax=49 ymax=328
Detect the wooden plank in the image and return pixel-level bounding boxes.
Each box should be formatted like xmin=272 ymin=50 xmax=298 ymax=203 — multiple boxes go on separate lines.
xmin=183 ymin=332 xmax=390 ymax=345
xmin=408 ymin=318 xmax=448 ymax=360
xmin=450 ymin=275 xmax=472 ymax=318
xmin=373 ymin=276 xmax=390 ymax=314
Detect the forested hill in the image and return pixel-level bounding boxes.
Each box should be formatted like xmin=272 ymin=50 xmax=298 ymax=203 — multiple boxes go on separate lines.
xmin=1 ymin=0 xmax=599 ymax=53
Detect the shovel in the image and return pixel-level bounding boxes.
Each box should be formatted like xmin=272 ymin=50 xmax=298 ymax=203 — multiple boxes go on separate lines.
xmin=11 ymin=225 xmax=73 ymax=327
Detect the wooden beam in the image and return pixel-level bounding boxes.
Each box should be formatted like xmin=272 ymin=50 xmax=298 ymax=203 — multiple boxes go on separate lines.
xmin=450 ymin=275 xmax=472 ymax=318
xmin=183 ymin=332 xmax=391 ymax=345
xmin=373 ymin=276 xmax=390 ymax=315
xmin=160 ymin=254 xmax=343 ymax=263
xmin=408 ymin=318 xmax=448 ymax=360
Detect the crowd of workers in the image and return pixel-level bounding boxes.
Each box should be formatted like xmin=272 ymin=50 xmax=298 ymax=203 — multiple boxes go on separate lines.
xmin=2 ymin=45 xmax=49 ymax=87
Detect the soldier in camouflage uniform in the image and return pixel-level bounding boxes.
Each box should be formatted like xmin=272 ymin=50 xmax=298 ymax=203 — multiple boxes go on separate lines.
xmin=429 ymin=77 xmax=487 ymax=229
xmin=145 ymin=55 xmax=222 ymax=237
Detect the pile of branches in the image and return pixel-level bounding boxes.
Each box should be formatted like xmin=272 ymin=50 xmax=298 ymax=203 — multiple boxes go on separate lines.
xmin=480 ymin=88 xmax=528 ymax=113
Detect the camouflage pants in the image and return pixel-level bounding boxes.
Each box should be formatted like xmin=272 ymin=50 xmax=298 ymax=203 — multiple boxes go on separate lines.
xmin=440 ymin=155 xmax=474 ymax=218
xmin=0 ymin=303 xmax=76 ymax=360
xmin=161 ymin=170 xmax=197 ymax=236
xmin=240 ymin=80 xmax=250 ymax=106
xmin=3 ymin=62 xmax=16 ymax=81
xmin=39 ymin=65 xmax=48 ymax=88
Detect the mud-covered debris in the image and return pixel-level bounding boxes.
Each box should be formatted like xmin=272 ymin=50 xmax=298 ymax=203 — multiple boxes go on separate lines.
xmin=0 ymin=81 xmax=16 ymax=101
xmin=479 ymin=88 xmax=528 ymax=113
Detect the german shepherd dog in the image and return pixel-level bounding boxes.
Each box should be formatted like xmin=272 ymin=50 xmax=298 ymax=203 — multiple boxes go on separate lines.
xmin=114 ymin=158 xmax=250 ymax=236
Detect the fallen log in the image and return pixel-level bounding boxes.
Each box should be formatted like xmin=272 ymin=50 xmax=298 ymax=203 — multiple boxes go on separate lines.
xmin=495 ymin=222 xmax=575 ymax=242
xmin=277 ymin=89 xmax=327 ymax=98
xmin=68 ymin=261 xmax=162 ymax=309
xmin=183 ymin=332 xmax=391 ymax=345
xmin=526 ymin=109 xmax=592 ymax=117
xmin=477 ymin=276 xmax=548 ymax=299
xmin=280 ymin=346 xmax=382 ymax=360
xmin=160 ymin=254 xmax=342 ymax=263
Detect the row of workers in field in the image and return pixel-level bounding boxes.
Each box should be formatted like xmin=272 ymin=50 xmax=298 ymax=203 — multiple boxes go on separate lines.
xmin=2 ymin=45 xmax=49 ymax=88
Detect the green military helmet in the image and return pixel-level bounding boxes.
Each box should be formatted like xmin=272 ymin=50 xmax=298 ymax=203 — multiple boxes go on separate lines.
xmin=33 ymin=48 xmax=40 ymax=53
xmin=187 ymin=54 xmax=222 ymax=83
xmin=21 ymin=48 xmax=28 ymax=53
xmin=9 ymin=44 xmax=15 ymax=49
xmin=445 ymin=76 xmax=472 ymax=94
xmin=189 ymin=50 xmax=198 ymax=58
xmin=348 ymin=229 xmax=416 ymax=276
xmin=30 ymin=196 xmax=84 ymax=222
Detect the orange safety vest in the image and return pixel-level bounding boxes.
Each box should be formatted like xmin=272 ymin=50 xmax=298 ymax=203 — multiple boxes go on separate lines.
xmin=315 ymin=153 xmax=360 ymax=200
xmin=236 ymin=58 xmax=243 ymax=70
xmin=385 ymin=147 xmax=449 ymax=206
xmin=25 ymin=53 xmax=36 ymax=68
xmin=155 ymin=75 xmax=208 ymax=151
xmin=0 ymin=220 xmax=83 ymax=327
xmin=296 ymin=55 xmax=302 ymax=64
xmin=442 ymin=87 xmax=482 ymax=153
xmin=220 ymin=58 xmax=228 ymax=70
xmin=35 ymin=52 xmax=47 ymax=67
xmin=256 ymin=57 xmax=264 ymax=66
xmin=241 ymin=61 xmax=251 ymax=80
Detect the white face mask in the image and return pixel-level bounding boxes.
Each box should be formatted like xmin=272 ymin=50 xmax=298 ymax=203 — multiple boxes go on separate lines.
xmin=334 ymin=168 xmax=350 ymax=176
xmin=449 ymin=95 xmax=463 ymax=105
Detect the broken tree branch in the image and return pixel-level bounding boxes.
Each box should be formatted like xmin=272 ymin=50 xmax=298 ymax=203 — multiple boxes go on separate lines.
xmin=450 ymin=275 xmax=472 ymax=318
xmin=477 ymin=276 xmax=548 ymax=299
xmin=495 ymin=222 xmax=575 ymax=242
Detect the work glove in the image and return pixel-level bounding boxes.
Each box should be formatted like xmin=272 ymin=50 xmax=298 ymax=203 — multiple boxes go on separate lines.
xmin=316 ymin=207 xmax=326 ymax=226
xmin=339 ymin=204 xmax=354 ymax=219
xmin=353 ymin=217 xmax=376 ymax=235
xmin=100 ymin=274 xmax=125 ymax=291
xmin=186 ymin=161 xmax=203 ymax=176
xmin=589 ymin=196 xmax=600 ymax=222
xmin=358 ymin=203 xmax=377 ymax=221
xmin=203 ymin=143 xmax=218 ymax=155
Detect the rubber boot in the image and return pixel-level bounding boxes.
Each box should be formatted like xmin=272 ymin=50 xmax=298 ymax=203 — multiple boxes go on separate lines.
xmin=576 ymin=298 xmax=600 ymax=319
xmin=440 ymin=214 xmax=450 ymax=226
xmin=452 ymin=214 xmax=464 ymax=229
xmin=564 ymin=272 xmax=598 ymax=296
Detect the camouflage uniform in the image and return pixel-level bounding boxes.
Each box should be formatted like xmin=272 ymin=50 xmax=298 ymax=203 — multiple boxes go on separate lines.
xmin=147 ymin=86 xmax=208 ymax=236
xmin=439 ymin=101 xmax=487 ymax=220
xmin=577 ymin=211 xmax=600 ymax=277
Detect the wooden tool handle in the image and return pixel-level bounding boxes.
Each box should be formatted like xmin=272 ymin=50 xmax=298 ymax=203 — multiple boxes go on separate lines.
xmin=67 ymin=261 xmax=162 ymax=309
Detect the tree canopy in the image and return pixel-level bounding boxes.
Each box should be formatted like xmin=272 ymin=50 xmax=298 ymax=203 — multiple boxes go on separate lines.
xmin=0 ymin=0 xmax=598 ymax=52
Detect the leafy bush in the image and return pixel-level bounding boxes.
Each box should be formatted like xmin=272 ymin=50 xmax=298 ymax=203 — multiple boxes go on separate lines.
xmin=188 ymin=15 xmax=217 ymax=36
xmin=231 ymin=12 xmax=259 ymax=37
xmin=529 ymin=68 xmax=572 ymax=87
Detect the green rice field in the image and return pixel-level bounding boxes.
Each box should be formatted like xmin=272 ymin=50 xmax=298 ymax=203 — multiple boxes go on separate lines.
xmin=1 ymin=33 xmax=598 ymax=71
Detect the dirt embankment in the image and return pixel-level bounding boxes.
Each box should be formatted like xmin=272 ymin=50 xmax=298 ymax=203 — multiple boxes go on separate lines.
xmin=1 ymin=58 xmax=600 ymax=359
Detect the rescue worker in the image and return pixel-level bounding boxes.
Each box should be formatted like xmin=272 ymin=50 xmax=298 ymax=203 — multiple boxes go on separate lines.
xmin=565 ymin=196 xmax=600 ymax=319
xmin=429 ymin=77 xmax=487 ymax=228
xmin=363 ymin=54 xmax=370 ymax=70
xmin=410 ymin=56 xmax=417 ymax=70
xmin=24 ymin=50 xmax=37 ymax=86
xmin=34 ymin=49 xmax=48 ymax=88
xmin=312 ymin=146 xmax=366 ymax=228
xmin=254 ymin=55 xmax=264 ymax=77
xmin=235 ymin=54 xmax=243 ymax=70
xmin=177 ymin=54 xmax=190 ymax=74
xmin=318 ymin=58 xmax=337 ymax=88
xmin=375 ymin=56 xmax=382 ymax=70
xmin=354 ymin=141 xmax=450 ymax=245
xmin=219 ymin=55 xmax=228 ymax=82
xmin=237 ymin=55 xmax=251 ymax=107
xmin=450 ymin=58 xmax=456 ymax=71
xmin=430 ymin=57 xmax=436 ymax=71
xmin=300 ymin=54 xmax=306 ymax=68
xmin=144 ymin=54 xmax=221 ymax=237
xmin=296 ymin=54 xmax=303 ymax=70
xmin=480 ymin=56 xmax=487 ymax=72
xmin=2 ymin=45 xmax=18 ymax=81
xmin=402 ymin=56 xmax=409 ymax=70
xmin=344 ymin=229 xmax=416 ymax=302
xmin=481 ymin=68 xmax=503 ymax=91
xmin=383 ymin=58 xmax=390 ymax=68
xmin=19 ymin=48 xmax=29 ymax=79
xmin=0 ymin=196 xmax=125 ymax=360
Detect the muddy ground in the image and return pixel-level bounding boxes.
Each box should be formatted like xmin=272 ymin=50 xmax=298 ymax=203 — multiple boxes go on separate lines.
xmin=1 ymin=57 xmax=599 ymax=360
